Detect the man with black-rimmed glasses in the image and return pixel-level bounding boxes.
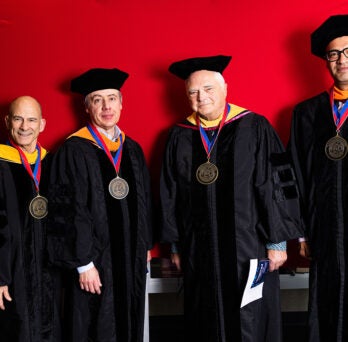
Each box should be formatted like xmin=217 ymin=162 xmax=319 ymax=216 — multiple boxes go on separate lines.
xmin=288 ymin=14 xmax=348 ymax=342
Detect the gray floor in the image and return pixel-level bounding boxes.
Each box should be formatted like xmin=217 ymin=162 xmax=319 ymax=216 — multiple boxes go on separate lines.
xmin=150 ymin=312 xmax=307 ymax=342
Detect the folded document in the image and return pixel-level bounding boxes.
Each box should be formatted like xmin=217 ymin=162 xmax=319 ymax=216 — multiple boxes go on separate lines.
xmin=240 ymin=259 xmax=269 ymax=308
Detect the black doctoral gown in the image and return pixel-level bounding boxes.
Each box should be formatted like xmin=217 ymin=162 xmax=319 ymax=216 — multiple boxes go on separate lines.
xmin=47 ymin=134 xmax=152 ymax=342
xmin=0 ymin=150 xmax=61 ymax=342
xmin=289 ymin=91 xmax=348 ymax=342
xmin=160 ymin=106 xmax=302 ymax=342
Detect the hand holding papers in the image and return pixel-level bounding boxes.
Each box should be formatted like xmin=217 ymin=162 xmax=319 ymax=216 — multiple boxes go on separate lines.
xmin=240 ymin=259 xmax=269 ymax=308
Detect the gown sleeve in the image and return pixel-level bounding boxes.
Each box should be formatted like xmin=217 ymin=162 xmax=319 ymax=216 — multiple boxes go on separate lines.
xmin=254 ymin=117 xmax=303 ymax=243
xmin=131 ymin=142 xmax=154 ymax=250
xmin=0 ymin=164 xmax=12 ymax=286
xmin=159 ymin=128 xmax=180 ymax=244
xmin=287 ymin=104 xmax=314 ymax=238
xmin=47 ymin=141 xmax=97 ymax=269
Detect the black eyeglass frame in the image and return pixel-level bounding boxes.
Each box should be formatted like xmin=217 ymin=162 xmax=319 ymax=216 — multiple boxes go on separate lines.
xmin=325 ymin=47 xmax=348 ymax=62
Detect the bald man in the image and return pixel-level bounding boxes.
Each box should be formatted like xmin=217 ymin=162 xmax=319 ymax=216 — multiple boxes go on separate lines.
xmin=0 ymin=96 xmax=60 ymax=341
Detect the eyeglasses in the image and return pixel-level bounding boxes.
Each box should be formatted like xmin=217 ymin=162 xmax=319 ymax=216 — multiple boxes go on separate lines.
xmin=325 ymin=47 xmax=348 ymax=62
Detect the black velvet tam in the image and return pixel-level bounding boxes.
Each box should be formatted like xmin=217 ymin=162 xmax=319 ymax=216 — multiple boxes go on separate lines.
xmin=168 ymin=55 xmax=232 ymax=80
xmin=70 ymin=68 xmax=129 ymax=96
xmin=311 ymin=14 xmax=348 ymax=59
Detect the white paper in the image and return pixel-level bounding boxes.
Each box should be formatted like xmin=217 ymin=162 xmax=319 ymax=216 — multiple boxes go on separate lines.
xmin=240 ymin=259 xmax=269 ymax=308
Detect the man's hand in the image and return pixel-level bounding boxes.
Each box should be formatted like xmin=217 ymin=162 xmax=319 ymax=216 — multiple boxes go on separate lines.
xmin=147 ymin=250 xmax=152 ymax=263
xmin=299 ymin=241 xmax=311 ymax=259
xmin=267 ymin=250 xmax=287 ymax=272
xmin=79 ymin=267 xmax=102 ymax=295
xmin=171 ymin=253 xmax=181 ymax=272
xmin=0 ymin=285 xmax=12 ymax=310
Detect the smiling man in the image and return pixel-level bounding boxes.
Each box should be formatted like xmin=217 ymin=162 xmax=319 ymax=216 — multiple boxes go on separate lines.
xmin=47 ymin=68 xmax=152 ymax=342
xmin=288 ymin=14 xmax=348 ymax=341
xmin=0 ymin=96 xmax=61 ymax=341
xmin=160 ymin=56 xmax=302 ymax=341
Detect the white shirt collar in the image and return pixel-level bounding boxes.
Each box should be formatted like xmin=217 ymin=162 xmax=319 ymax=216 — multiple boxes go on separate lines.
xmin=96 ymin=125 xmax=121 ymax=142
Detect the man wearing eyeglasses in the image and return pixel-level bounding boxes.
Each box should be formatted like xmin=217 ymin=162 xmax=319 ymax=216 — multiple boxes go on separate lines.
xmin=288 ymin=15 xmax=348 ymax=342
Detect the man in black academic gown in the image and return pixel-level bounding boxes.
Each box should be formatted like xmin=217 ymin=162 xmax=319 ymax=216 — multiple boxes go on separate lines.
xmin=47 ymin=68 xmax=152 ymax=342
xmin=288 ymin=15 xmax=348 ymax=342
xmin=0 ymin=96 xmax=61 ymax=341
xmin=160 ymin=55 xmax=302 ymax=341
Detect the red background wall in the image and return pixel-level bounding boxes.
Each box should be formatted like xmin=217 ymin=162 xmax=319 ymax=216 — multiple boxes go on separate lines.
xmin=1 ymin=0 xmax=348 ymax=264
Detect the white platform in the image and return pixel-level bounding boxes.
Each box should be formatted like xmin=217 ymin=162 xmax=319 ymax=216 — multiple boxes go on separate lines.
xmin=279 ymin=273 xmax=309 ymax=289
xmin=148 ymin=272 xmax=309 ymax=293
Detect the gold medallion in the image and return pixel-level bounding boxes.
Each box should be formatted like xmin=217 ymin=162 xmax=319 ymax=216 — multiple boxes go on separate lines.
xmin=325 ymin=135 xmax=348 ymax=160
xmin=29 ymin=195 xmax=48 ymax=219
xmin=196 ymin=161 xmax=219 ymax=185
xmin=109 ymin=177 xmax=129 ymax=199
